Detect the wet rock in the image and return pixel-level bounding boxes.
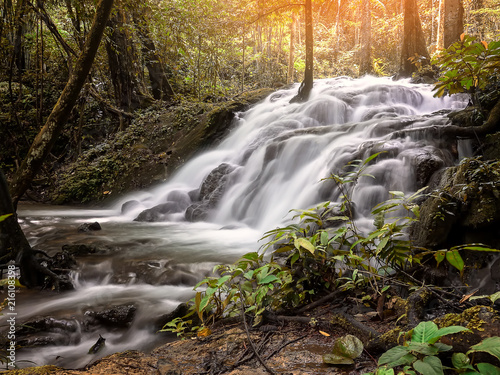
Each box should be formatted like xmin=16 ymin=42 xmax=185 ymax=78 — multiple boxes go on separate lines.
xmin=121 ymin=200 xmax=142 ymax=214
xmin=134 ymin=201 xmax=185 ymax=222
xmin=78 ymin=222 xmax=102 ymax=232
xmin=185 ymin=163 xmax=237 ymax=222
xmin=62 ymin=244 xmax=107 ymax=256
xmin=412 ymin=158 xmax=500 ymax=249
xmin=85 ymin=304 xmax=137 ymax=328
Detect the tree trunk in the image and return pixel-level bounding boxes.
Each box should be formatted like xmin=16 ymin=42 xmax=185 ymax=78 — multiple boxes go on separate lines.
xmin=443 ymin=0 xmax=464 ymax=48
xmin=0 ymin=170 xmax=57 ymax=288
xmin=359 ymin=0 xmax=372 ymax=75
xmin=106 ymin=8 xmax=151 ymax=118
xmin=399 ymin=0 xmax=431 ymax=77
xmin=8 ymin=0 xmax=115 ymax=207
xmin=290 ymin=0 xmax=313 ymax=103
xmin=287 ymin=13 xmax=297 ymax=84
xmin=133 ymin=10 xmax=174 ymax=102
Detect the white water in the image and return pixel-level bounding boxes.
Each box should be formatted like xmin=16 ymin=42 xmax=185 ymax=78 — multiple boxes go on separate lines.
xmin=5 ymin=76 xmax=467 ymax=369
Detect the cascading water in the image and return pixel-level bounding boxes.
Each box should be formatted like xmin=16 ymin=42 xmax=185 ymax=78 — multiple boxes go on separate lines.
xmin=7 ymin=76 xmax=467 ymax=369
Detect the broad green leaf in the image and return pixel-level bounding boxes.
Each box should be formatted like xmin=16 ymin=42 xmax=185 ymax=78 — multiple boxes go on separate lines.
xmin=428 ymin=326 xmax=470 ymax=343
xmin=446 ymin=250 xmax=464 ymax=272
xmin=295 ymin=237 xmax=316 ymax=254
xmin=258 ymin=274 xmax=279 ymax=285
xmin=413 ymin=355 xmax=444 ymax=375
xmin=467 ymin=337 xmax=500 ymax=361
xmin=475 ymin=363 xmax=500 ymax=375
xmin=411 ymin=321 xmax=439 ymax=344
xmin=378 ymin=346 xmax=411 ymax=366
xmin=407 ymin=342 xmax=439 ymax=356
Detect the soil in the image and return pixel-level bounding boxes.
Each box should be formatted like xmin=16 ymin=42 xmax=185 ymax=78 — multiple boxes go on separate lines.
xmin=0 ymin=301 xmax=413 ymax=375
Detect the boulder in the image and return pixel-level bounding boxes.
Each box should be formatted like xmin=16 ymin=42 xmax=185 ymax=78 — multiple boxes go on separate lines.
xmin=185 ymin=163 xmax=237 ymax=222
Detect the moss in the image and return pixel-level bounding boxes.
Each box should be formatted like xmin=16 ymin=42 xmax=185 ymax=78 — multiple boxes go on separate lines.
xmin=1 ymin=365 xmax=62 ymax=374
xmin=434 ymin=305 xmax=498 ymax=331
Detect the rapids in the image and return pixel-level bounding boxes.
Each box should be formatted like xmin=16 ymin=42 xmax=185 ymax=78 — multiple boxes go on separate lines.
xmin=5 ymin=76 xmax=467 ymax=368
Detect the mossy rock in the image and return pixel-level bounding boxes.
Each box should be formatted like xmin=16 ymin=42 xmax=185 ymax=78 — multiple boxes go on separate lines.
xmin=433 ymin=305 xmax=500 ymax=353
xmin=1 ymin=365 xmax=62 ymax=374
xmin=51 ymin=89 xmax=273 ymax=204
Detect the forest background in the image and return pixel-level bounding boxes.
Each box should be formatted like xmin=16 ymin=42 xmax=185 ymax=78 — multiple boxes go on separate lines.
xmin=1 ymin=0 xmax=499 ymax=190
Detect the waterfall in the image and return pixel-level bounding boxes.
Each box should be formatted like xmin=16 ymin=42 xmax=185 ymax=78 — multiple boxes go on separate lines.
xmin=11 ymin=76 xmax=468 ymax=369
xmin=119 ymin=76 xmax=466 ymax=231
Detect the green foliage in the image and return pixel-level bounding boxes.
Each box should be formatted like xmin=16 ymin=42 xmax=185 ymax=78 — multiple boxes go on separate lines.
xmin=365 ymin=322 xmax=500 ymax=375
xmin=432 ymin=34 xmax=500 ymax=106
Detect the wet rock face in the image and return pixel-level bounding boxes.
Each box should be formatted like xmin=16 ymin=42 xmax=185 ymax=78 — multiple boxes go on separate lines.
xmin=185 ymin=163 xmax=237 ymax=222
xmin=412 ymin=158 xmax=500 ymax=249
xmin=411 ymin=158 xmax=500 ymax=293
xmin=78 ymin=222 xmax=102 ymax=232
xmin=134 ymin=201 xmax=185 ymax=222
xmin=85 ymin=304 xmax=137 ymax=327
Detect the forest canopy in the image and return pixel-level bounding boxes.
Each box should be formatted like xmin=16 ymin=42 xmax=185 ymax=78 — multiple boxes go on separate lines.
xmin=1 ymin=0 xmax=499 ymax=175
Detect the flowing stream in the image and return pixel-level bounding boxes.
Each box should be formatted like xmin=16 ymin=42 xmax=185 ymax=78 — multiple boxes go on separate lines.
xmin=5 ymin=76 xmax=467 ymax=369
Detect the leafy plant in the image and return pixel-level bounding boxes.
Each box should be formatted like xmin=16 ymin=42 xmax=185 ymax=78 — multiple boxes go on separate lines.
xmin=365 ymin=321 xmax=500 ymax=375
xmin=432 ymin=34 xmax=500 ymax=106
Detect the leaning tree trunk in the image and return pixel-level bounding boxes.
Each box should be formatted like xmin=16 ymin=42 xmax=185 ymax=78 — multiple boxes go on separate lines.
xmin=8 ymin=0 xmax=115 ymax=207
xmin=399 ymin=0 xmax=431 ymax=77
xmin=290 ymin=0 xmax=313 ymax=103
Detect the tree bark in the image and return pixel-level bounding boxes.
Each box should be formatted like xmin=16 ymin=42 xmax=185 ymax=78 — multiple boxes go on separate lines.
xmin=359 ymin=0 xmax=372 ymax=75
xmin=287 ymin=13 xmax=297 ymax=84
xmin=443 ymin=0 xmax=464 ymax=48
xmin=290 ymin=0 xmax=313 ymax=103
xmin=0 ymin=169 xmax=53 ymax=288
xmin=8 ymin=0 xmax=115 ymax=207
xmin=399 ymin=0 xmax=431 ymax=77
xmin=133 ymin=11 xmax=175 ymax=102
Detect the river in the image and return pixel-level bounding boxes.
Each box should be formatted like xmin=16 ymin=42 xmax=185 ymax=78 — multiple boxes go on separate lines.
xmin=5 ymin=76 xmax=467 ymax=369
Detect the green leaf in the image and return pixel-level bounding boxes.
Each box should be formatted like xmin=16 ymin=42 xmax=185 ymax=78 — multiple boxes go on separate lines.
xmin=407 ymin=342 xmax=439 ymax=356
xmin=241 ymin=252 xmax=259 ymax=261
xmin=451 ymin=352 xmax=474 ymax=370
xmin=411 ymin=321 xmax=439 ymax=344
xmin=434 ymin=251 xmax=446 ymax=267
xmin=0 ymin=213 xmax=12 ymax=222
xmin=258 ymin=274 xmax=279 ymax=285
xmin=467 ymin=337 xmax=500 ymax=361
xmin=413 ymin=355 xmax=444 ymax=375
xmin=378 ymin=346 xmax=411 ymax=366
xmin=295 ymin=237 xmax=316 ymax=254
xmin=428 ymin=326 xmax=470 ymax=344
xmin=475 ymin=363 xmax=500 ymax=375
xmin=446 ymin=250 xmax=464 ymax=272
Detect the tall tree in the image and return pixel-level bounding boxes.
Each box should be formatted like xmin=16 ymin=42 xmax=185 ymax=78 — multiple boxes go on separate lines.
xmin=359 ymin=0 xmax=372 ymax=75
xmin=287 ymin=12 xmax=297 ymax=84
xmin=443 ymin=0 xmax=464 ymax=48
xmin=399 ymin=0 xmax=431 ymax=77
xmin=9 ymin=0 xmax=115 ymax=207
xmin=133 ymin=8 xmax=175 ymax=102
xmin=105 ymin=4 xmax=151 ymax=120
xmin=291 ymin=0 xmax=313 ymax=102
